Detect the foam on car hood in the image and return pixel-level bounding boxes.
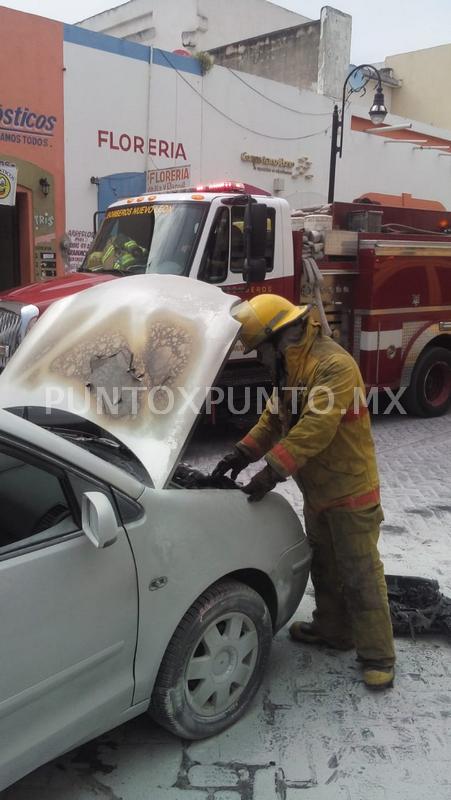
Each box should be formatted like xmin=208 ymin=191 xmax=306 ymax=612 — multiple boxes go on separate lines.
xmin=0 ymin=275 xmax=241 ymax=489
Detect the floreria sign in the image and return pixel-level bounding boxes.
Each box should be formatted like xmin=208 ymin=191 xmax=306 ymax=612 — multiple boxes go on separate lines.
xmin=147 ymin=166 xmax=191 ymax=192
xmin=98 ymin=130 xmax=187 ymax=159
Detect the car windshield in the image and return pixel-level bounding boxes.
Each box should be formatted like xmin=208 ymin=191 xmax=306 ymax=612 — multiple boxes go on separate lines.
xmin=80 ymin=201 xmax=208 ymax=275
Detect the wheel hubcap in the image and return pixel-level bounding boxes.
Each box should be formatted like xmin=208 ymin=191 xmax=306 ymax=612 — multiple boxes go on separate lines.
xmin=212 ymin=647 xmax=237 ymax=676
xmin=185 ymin=612 xmax=259 ymax=717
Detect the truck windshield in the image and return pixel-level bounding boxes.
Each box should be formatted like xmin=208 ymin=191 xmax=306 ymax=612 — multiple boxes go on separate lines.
xmin=81 ymin=202 xmax=208 ymax=275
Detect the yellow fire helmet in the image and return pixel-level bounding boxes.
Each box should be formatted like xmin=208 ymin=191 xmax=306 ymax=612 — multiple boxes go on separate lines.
xmin=233 ymin=294 xmax=311 ymax=354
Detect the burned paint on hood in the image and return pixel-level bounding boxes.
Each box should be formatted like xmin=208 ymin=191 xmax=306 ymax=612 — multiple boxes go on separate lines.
xmin=0 ymin=275 xmax=241 ymax=489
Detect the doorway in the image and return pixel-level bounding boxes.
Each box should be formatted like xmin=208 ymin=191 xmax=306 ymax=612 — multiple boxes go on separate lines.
xmin=0 ymin=205 xmax=20 ymax=291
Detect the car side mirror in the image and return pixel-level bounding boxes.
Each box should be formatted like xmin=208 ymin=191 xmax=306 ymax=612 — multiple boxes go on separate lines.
xmin=243 ymin=202 xmax=268 ymax=283
xmin=82 ymin=492 xmax=120 ymax=548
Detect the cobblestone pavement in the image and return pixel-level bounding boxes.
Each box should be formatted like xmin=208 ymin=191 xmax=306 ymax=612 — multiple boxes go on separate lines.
xmin=3 ymin=412 xmax=451 ymax=800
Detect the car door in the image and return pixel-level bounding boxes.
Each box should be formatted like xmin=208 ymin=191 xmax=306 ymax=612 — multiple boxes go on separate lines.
xmin=0 ymin=438 xmax=138 ymax=791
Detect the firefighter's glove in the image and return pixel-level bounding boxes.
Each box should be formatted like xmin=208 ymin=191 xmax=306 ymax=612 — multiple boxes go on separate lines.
xmin=212 ymin=448 xmax=250 ymax=481
xmin=242 ymin=464 xmax=285 ymax=503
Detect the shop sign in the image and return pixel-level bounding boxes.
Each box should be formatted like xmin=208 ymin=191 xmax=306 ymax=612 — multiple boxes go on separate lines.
xmin=34 ymin=211 xmax=55 ymax=229
xmin=0 ymin=103 xmax=57 ymax=148
xmin=241 ymin=151 xmax=313 ymax=178
xmin=67 ymin=229 xmax=94 ymax=271
xmin=98 ymin=130 xmax=187 ymax=160
xmin=0 ymin=160 xmax=17 ymax=206
xmin=241 ymin=151 xmax=295 ymax=174
xmin=147 ymin=165 xmax=191 ymax=192
xmin=39 ymin=250 xmax=56 ymax=279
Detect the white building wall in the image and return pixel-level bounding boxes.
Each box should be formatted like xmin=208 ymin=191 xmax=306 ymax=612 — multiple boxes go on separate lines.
xmin=192 ymin=65 xmax=334 ymax=207
xmin=341 ymin=110 xmax=451 ymax=209
xmin=64 ymin=44 xmax=150 ymax=234
xmin=78 ymin=0 xmax=309 ymax=51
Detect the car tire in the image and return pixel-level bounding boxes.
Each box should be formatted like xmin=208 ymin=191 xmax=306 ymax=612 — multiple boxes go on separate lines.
xmin=149 ymin=579 xmax=273 ymax=739
xmin=404 ymin=346 xmax=451 ymax=417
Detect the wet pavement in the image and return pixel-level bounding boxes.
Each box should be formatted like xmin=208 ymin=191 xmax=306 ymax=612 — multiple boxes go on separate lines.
xmin=3 ymin=412 xmax=451 ymax=799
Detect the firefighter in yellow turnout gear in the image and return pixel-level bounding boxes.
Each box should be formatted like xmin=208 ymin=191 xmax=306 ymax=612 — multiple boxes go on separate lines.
xmin=213 ymin=295 xmax=395 ymax=690
xmin=87 ymin=235 xmax=147 ymax=272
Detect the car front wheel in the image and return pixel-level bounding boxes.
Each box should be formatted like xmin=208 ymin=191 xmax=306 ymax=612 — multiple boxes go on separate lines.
xmin=149 ymin=579 xmax=273 ymax=739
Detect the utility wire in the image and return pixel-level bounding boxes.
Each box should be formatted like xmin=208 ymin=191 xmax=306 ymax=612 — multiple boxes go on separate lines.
xmin=160 ymin=51 xmax=332 ymax=141
xmin=227 ymin=68 xmax=332 ymax=117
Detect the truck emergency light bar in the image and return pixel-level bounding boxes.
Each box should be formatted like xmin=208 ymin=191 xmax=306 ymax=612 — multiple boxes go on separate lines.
xmin=196 ymin=181 xmax=246 ymax=193
xmin=195 ymin=181 xmax=271 ymax=196
xmin=137 ymin=182 xmax=271 ymax=198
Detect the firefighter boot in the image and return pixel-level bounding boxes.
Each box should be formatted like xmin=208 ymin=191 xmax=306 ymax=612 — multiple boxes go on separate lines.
xmin=289 ymin=621 xmax=353 ymax=650
xmin=363 ymin=666 xmax=394 ymax=690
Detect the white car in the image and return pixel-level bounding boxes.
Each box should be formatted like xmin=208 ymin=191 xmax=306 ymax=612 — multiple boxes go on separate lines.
xmin=0 ymin=275 xmax=310 ymax=791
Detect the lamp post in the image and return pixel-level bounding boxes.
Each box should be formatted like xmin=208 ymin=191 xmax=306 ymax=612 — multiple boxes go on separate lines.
xmin=328 ymin=64 xmax=388 ymax=204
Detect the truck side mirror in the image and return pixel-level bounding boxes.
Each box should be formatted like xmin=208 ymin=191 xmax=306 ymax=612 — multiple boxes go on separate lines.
xmin=242 ymin=258 xmax=267 ymax=283
xmin=242 ymin=203 xmax=268 ymax=283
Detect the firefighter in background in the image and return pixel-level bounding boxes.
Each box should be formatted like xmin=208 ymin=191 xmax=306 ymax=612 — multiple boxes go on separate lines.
xmin=87 ymin=233 xmax=147 ymax=272
xmin=213 ymin=295 xmax=395 ymax=690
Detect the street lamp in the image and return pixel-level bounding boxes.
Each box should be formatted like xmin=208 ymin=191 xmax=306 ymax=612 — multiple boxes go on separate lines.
xmin=39 ymin=177 xmax=50 ymax=197
xmin=328 ymin=64 xmax=388 ymax=204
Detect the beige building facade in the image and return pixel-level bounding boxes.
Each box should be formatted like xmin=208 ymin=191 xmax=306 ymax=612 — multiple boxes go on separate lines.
xmin=385 ymin=44 xmax=451 ymax=129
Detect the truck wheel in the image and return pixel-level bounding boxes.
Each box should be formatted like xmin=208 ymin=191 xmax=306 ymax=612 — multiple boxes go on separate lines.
xmin=149 ymin=580 xmax=273 ymax=739
xmin=405 ymin=346 xmax=451 ymax=417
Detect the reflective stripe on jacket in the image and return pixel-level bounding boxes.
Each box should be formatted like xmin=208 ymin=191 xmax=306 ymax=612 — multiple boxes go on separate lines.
xmin=238 ymin=319 xmax=380 ymax=513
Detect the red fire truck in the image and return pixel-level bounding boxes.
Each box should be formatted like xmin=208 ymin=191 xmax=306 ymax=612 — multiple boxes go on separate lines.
xmin=0 ymin=181 xmax=450 ymax=416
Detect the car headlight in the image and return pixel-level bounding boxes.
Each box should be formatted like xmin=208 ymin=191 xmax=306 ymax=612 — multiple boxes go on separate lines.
xmin=20 ymin=304 xmax=40 ymax=342
xmin=25 ymin=315 xmax=39 ymax=335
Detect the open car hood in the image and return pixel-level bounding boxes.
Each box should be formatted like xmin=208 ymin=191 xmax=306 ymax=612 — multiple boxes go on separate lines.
xmin=0 ymin=275 xmax=241 ymax=489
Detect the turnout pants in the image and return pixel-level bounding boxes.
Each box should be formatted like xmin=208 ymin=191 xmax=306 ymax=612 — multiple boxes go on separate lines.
xmin=304 ymin=503 xmax=395 ymax=668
